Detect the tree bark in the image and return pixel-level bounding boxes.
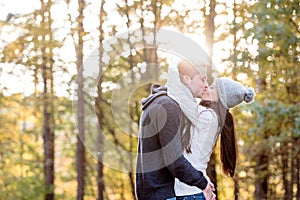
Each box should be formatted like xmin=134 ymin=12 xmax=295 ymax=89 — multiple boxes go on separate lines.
xmin=282 ymin=144 xmax=293 ymax=200
xmin=297 ymin=154 xmax=300 ymax=200
xmin=234 ymin=177 xmax=239 ymax=200
xmin=205 ymin=0 xmax=218 ymax=198
xmin=76 ymin=0 xmax=86 ymax=199
xmin=43 ymin=70 xmax=55 ymax=200
xmin=205 ymin=0 xmax=216 ymax=84
xmin=254 ymin=151 xmax=268 ymax=200
xmin=207 ymin=151 xmax=218 ymax=199
xmin=41 ymin=1 xmax=55 ymax=199
xmin=96 ymin=1 xmax=105 ymax=199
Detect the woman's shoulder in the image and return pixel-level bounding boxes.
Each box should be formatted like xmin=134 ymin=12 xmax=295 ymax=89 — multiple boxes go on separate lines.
xmin=198 ymin=106 xmax=215 ymax=117
xmin=196 ymin=107 xmax=218 ymax=126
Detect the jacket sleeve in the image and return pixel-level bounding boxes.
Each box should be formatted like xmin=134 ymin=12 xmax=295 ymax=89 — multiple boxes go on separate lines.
xmin=157 ymin=101 xmax=208 ymax=190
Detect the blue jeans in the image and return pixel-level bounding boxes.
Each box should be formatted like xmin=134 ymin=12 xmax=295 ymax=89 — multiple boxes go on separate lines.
xmin=176 ymin=193 xmax=205 ymax=200
xmin=166 ymin=198 xmax=176 ymax=200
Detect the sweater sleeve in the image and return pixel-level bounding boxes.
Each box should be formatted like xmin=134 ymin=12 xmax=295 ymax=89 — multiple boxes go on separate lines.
xmin=158 ymin=101 xmax=208 ymax=190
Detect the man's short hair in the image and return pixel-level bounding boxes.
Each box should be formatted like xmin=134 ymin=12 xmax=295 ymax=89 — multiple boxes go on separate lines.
xmin=178 ymin=60 xmax=199 ymax=80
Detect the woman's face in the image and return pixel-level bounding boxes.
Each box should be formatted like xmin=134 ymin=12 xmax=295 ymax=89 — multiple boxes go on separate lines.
xmin=202 ymin=84 xmax=219 ymax=102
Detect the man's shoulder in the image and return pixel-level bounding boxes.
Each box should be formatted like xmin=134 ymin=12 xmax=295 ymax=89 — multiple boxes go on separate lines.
xmin=155 ymin=94 xmax=179 ymax=106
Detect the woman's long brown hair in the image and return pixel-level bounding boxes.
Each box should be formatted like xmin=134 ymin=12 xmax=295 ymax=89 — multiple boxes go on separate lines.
xmin=220 ymin=111 xmax=237 ymax=177
xmin=200 ymin=100 xmax=237 ymax=178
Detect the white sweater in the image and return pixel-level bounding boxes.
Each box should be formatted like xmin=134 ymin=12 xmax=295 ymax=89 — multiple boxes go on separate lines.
xmin=174 ymin=106 xmax=219 ymax=196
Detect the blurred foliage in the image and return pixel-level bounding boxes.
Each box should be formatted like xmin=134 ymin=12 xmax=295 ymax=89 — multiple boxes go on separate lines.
xmin=0 ymin=0 xmax=299 ymax=199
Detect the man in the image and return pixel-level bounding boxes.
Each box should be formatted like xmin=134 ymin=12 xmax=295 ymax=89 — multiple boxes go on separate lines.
xmin=135 ymin=59 xmax=216 ymax=200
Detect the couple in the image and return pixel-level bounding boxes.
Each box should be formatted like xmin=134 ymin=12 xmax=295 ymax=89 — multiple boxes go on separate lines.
xmin=135 ymin=58 xmax=255 ymax=200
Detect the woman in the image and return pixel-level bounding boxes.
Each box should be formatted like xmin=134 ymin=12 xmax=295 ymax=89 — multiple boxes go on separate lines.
xmin=170 ymin=70 xmax=255 ymax=199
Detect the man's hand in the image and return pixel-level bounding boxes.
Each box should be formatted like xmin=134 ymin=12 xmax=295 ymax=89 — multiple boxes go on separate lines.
xmin=203 ymin=182 xmax=216 ymax=200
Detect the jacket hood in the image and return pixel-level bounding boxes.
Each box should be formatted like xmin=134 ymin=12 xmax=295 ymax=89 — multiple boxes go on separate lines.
xmin=141 ymin=84 xmax=167 ymax=110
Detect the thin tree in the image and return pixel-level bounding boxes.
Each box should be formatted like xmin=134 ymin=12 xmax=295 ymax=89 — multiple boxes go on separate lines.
xmin=95 ymin=0 xmax=106 ymax=199
xmin=41 ymin=1 xmax=55 ymax=199
xmin=76 ymin=0 xmax=86 ymax=199
xmin=124 ymin=0 xmax=143 ymax=196
xmin=204 ymin=0 xmax=218 ymax=199
xmin=231 ymin=0 xmax=240 ymax=199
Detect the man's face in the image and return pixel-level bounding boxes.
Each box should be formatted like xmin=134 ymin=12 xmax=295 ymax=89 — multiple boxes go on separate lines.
xmin=185 ymin=73 xmax=208 ymax=98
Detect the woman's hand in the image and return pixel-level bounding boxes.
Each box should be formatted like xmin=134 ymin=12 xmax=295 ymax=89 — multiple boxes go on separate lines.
xmin=203 ymin=182 xmax=216 ymax=200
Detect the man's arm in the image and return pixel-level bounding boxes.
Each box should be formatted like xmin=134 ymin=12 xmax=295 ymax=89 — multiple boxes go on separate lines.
xmin=157 ymin=100 xmax=208 ymax=190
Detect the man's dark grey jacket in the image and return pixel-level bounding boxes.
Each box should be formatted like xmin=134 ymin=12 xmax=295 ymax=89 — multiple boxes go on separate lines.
xmin=135 ymin=84 xmax=208 ymax=200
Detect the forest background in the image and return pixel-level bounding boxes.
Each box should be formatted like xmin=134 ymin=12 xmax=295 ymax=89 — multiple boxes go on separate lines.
xmin=0 ymin=0 xmax=299 ymax=199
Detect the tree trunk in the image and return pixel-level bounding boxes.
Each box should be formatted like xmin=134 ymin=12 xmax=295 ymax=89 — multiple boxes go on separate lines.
xmin=205 ymin=0 xmax=218 ymax=198
xmin=232 ymin=0 xmax=238 ymax=81
xmin=255 ymin=33 xmax=268 ymax=198
xmin=282 ymin=149 xmax=289 ymax=200
xmin=124 ymin=1 xmax=138 ymax=196
xmin=207 ymin=151 xmax=218 ymax=199
xmin=43 ymin=70 xmax=55 ymax=200
xmin=234 ymin=177 xmax=239 ymax=200
xmin=76 ymin=0 xmax=86 ymax=199
xmin=282 ymin=144 xmax=293 ymax=200
xmin=254 ymin=151 xmax=268 ymax=200
xmin=205 ymin=0 xmax=216 ymax=84
xmin=96 ymin=1 xmax=105 ymax=199
xmin=297 ymin=154 xmax=300 ymax=200
xmin=141 ymin=0 xmax=158 ymax=82
xmin=96 ymin=125 xmax=104 ymax=200
xmin=255 ymin=69 xmax=267 ymax=197
xmin=291 ymin=153 xmax=296 ymax=200
xmin=41 ymin=1 xmax=55 ymax=199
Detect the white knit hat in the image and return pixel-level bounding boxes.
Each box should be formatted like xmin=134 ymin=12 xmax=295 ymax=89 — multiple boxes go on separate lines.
xmin=214 ymin=77 xmax=255 ymax=109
